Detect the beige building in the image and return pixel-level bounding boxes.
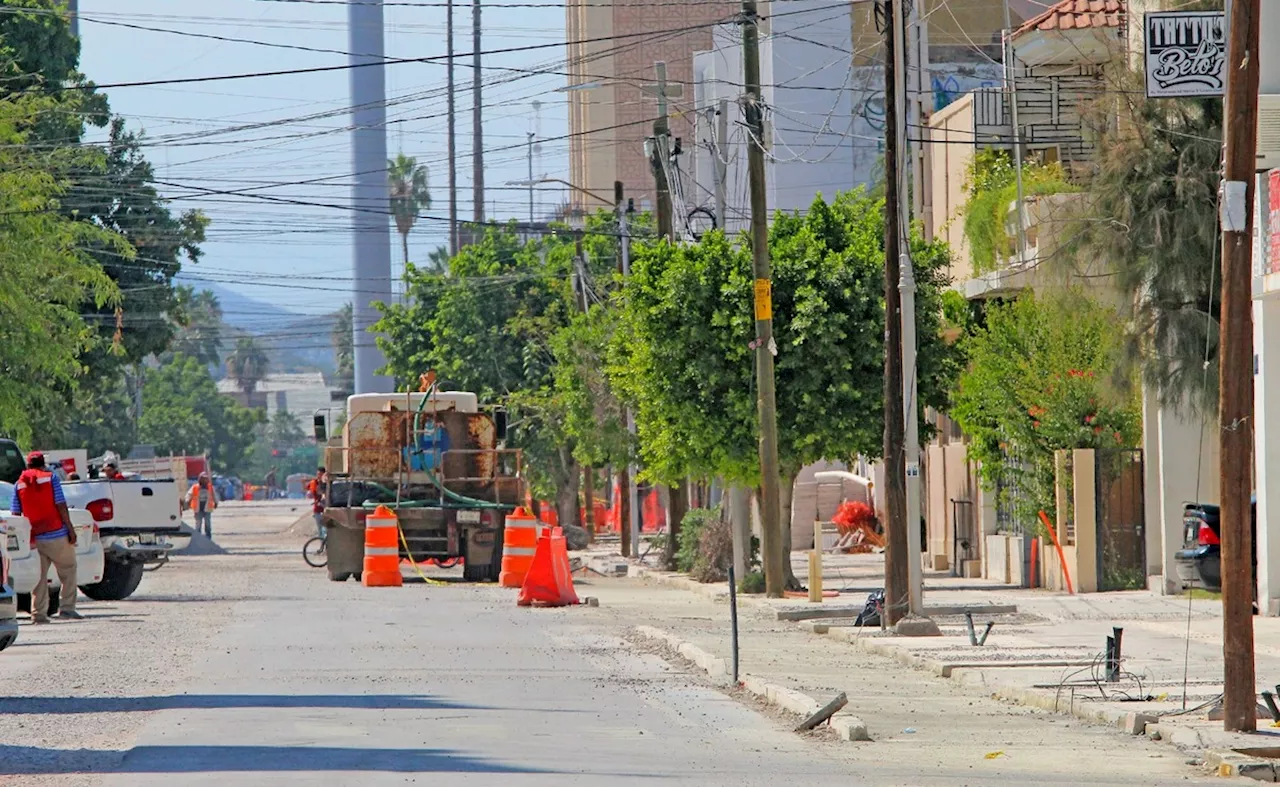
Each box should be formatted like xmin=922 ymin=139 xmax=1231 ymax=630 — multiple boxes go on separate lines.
xmin=565 ymin=0 xmax=736 ymax=215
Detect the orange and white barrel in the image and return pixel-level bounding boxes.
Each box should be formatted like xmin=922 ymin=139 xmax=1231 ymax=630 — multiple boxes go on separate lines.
xmin=499 ymin=507 xmax=540 ymax=588
xmin=362 ymin=505 xmax=403 ymax=587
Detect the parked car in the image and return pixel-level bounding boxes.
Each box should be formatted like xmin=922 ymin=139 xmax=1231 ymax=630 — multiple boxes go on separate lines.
xmin=0 ymin=481 xmax=105 ymax=616
xmin=0 ymin=522 xmax=18 ymax=651
xmin=1175 ymin=498 xmax=1257 ymax=592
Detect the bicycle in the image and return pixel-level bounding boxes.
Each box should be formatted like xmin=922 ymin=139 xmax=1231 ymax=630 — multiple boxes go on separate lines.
xmin=302 ymin=534 xmax=327 ymax=568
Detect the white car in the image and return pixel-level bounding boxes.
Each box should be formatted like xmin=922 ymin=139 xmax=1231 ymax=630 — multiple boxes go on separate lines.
xmin=0 ymin=542 xmax=17 ymax=651
xmin=0 ymin=481 xmax=105 ymax=615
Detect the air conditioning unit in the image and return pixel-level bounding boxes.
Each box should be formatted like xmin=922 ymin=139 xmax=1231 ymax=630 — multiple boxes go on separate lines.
xmin=1258 ymin=95 xmax=1280 ymax=172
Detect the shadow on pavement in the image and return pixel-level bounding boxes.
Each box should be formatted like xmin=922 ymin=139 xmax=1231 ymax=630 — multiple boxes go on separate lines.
xmin=0 ymin=744 xmax=564 ymax=775
xmin=0 ymin=693 xmax=494 ymax=715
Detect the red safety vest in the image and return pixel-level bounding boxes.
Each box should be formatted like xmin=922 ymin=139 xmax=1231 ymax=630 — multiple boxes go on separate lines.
xmin=15 ymin=468 xmax=62 ymax=537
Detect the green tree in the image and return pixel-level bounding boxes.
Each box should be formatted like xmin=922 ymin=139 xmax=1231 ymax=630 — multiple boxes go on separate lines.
xmin=227 ymin=337 xmax=269 ymax=394
xmin=388 ymin=153 xmax=431 ymax=271
xmin=0 ymin=96 xmax=124 ymax=445
xmin=1071 ymin=64 xmax=1221 ymax=413
xmin=950 ymin=291 xmax=1142 ymax=527
xmin=167 ymin=287 xmax=224 ymax=367
xmin=267 ymin=409 xmax=306 ymax=447
xmin=611 ymin=191 xmax=961 ymax=584
xmin=331 ymin=303 xmax=354 ymax=397
xmin=962 ymin=150 xmax=1076 ymax=273
xmin=142 ymin=355 xmax=262 ymax=473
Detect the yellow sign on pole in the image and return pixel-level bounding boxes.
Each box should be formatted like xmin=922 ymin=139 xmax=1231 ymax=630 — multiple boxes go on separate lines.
xmin=753 ymin=278 xmax=772 ymax=321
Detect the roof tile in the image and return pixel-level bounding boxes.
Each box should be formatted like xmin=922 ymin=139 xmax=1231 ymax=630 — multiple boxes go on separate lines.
xmin=1014 ymin=0 xmax=1123 ymax=38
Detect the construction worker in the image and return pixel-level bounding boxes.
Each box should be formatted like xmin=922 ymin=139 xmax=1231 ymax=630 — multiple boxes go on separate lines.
xmin=307 ymin=467 xmax=327 ymax=539
xmin=12 ymin=452 xmax=80 ymax=622
xmin=102 ymin=461 xmax=123 ymax=480
xmin=187 ymin=472 xmax=218 ymax=538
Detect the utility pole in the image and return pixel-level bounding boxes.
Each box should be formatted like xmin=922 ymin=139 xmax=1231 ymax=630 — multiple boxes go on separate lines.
xmin=741 ymin=0 xmax=785 ymax=598
xmin=447 ymin=0 xmax=458 ymax=254
xmin=646 ymin=62 xmax=677 ymax=241
xmin=714 ymin=98 xmax=729 ymax=231
xmin=1001 ymin=0 xmax=1028 ymax=261
xmin=471 ymin=0 xmax=485 ymax=224
xmin=67 ymin=0 xmax=78 ymax=38
xmin=881 ymin=0 xmax=909 ymax=623
xmin=616 ymin=180 xmax=636 ymax=558
xmin=526 ymin=132 xmax=535 ymax=223
xmin=1218 ymin=0 xmax=1261 ymax=734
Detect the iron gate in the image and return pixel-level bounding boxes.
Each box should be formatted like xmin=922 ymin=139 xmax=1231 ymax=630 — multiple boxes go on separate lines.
xmin=1095 ymin=449 xmax=1146 ymax=591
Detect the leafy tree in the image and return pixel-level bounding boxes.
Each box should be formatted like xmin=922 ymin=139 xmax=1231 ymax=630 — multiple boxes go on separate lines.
xmin=142 ymin=355 xmax=262 ymax=473
xmin=331 ymin=303 xmax=354 ymax=397
xmin=267 ymin=409 xmax=307 ymax=447
xmin=962 ymin=150 xmax=1076 ymax=273
xmin=0 ymin=96 xmax=124 ymax=445
xmin=611 ymin=191 xmax=961 ymax=584
xmin=950 ymin=291 xmax=1142 ymax=528
xmin=388 ymin=153 xmax=431 ymax=271
xmin=1071 ymin=64 xmax=1221 ymax=413
xmin=167 ymin=287 xmax=224 ymax=367
xmin=227 ymin=337 xmax=269 ymax=394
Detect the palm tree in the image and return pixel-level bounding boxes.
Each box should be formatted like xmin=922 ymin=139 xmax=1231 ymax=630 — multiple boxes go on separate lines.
xmin=226 ymin=337 xmax=269 ymax=395
xmin=388 ymin=153 xmax=432 ymax=272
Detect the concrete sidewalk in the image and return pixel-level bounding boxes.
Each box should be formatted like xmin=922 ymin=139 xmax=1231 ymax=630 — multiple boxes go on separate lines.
xmin=590 ymin=544 xmax=1280 ymax=780
xmin=578 ymin=572 xmax=1218 ymax=785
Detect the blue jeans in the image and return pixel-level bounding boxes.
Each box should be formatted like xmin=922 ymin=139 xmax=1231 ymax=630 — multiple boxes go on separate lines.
xmin=313 ymin=513 xmax=327 ymax=540
xmin=195 ymin=510 xmax=212 ymax=538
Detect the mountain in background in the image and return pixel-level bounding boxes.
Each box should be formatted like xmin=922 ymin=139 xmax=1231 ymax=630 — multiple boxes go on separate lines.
xmin=176 ymin=278 xmax=341 ymax=377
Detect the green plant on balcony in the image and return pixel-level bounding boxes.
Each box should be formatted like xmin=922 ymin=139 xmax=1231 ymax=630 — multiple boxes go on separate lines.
xmin=962 ymin=150 xmax=1075 ymax=274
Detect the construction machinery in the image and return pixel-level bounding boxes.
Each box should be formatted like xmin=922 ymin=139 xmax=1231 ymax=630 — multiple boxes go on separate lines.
xmin=315 ymin=376 xmax=522 ymax=583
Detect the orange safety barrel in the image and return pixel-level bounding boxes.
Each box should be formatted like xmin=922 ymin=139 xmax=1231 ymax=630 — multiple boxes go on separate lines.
xmin=499 ymin=507 xmax=540 ymax=588
xmin=363 ymin=505 xmax=403 ymax=587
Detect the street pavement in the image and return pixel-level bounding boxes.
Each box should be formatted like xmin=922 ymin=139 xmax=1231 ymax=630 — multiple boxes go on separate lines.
xmin=0 ymin=503 xmax=1222 ymax=785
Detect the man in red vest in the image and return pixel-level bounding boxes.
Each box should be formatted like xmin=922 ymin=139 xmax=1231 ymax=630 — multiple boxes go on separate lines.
xmin=12 ymin=452 xmax=80 ymax=622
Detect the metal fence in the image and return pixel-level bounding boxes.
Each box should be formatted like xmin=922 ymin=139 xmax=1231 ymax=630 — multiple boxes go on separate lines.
xmin=1095 ymin=449 xmax=1146 ymax=592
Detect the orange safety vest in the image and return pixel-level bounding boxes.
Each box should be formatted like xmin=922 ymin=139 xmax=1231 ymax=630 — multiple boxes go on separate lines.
xmin=188 ymin=482 xmax=217 ymax=512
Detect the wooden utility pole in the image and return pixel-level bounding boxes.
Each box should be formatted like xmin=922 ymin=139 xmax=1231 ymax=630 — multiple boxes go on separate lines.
xmin=446 ymin=0 xmax=457 ymax=254
xmin=1218 ymin=0 xmax=1260 ymax=734
xmin=741 ymin=0 xmax=785 ymax=598
xmin=646 ymin=62 xmax=677 ymax=241
xmin=471 ymin=0 xmax=485 ymax=223
xmin=881 ymin=0 xmax=909 ymax=624
xmin=583 ymin=465 xmax=595 ymax=543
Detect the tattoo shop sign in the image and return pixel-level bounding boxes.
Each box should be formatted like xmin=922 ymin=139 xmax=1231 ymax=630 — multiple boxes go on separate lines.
xmin=1144 ymin=11 xmax=1226 ymax=98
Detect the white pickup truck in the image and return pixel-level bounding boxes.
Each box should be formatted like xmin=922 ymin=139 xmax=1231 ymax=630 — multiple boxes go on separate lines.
xmin=62 ymin=478 xmax=190 ymax=601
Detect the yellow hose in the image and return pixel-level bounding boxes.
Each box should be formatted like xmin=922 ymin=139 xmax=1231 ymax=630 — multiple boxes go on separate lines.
xmin=397 ymin=522 xmax=448 ymax=586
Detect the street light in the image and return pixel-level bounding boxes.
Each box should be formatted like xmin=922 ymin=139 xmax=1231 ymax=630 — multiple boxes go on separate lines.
xmin=503 ymin=176 xmax=615 ymax=220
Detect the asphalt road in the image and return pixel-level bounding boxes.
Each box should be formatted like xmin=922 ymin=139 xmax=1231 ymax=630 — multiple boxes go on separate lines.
xmin=0 ymin=502 xmax=1218 ymax=785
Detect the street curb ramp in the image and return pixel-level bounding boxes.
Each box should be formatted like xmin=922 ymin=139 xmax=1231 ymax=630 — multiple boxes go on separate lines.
xmin=632 ymin=625 xmax=871 ymax=743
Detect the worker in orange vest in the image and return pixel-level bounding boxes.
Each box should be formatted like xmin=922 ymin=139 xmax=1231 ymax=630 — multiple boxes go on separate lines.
xmin=12 ymin=452 xmax=80 ymax=622
xmin=187 ymin=473 xmax=218 ymax=538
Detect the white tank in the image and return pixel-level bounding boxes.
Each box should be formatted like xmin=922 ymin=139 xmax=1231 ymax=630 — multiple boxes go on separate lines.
xmin=346 ymin=391 xmax=479 ymax=419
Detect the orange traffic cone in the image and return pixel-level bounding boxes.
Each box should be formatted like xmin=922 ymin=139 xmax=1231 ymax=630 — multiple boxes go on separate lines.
xmin=363 ymin=505 xmax=403 ymax=587
xmin=517 ymin=527 xmax=579 ymax=607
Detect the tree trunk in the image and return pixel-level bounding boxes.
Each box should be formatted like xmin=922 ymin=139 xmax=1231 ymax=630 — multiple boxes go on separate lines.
xmin=554 ymin=446 xmax=580 ymax=530
xmin=619 ymin=466 xmax=632 ymax=557
xmin=663 ymin=481 xmax=688 ymax=571
xmin=401 ymin=232 xmax=410 ymax=281
xmin=779 ymin=467 xmax=802 ymax=590
xmin=583 ymin=465 xmax=595 ymax=543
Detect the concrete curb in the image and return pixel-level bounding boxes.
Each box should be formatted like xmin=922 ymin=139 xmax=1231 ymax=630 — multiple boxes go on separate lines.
xmin=632 ymin=625 xmax=871 ymax=742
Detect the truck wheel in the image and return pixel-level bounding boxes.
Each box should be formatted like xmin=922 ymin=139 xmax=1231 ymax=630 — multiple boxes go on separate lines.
xmin=80 ymin=558 xmax=145 ymax=601
xmin=17 ymin=590 xmax=63 ymax=615
xmin=329 ymin=572 xmax=352 ymax=582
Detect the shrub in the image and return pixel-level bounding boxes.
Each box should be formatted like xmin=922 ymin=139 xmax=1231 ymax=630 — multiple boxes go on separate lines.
xmin=690 ymin=515 xmax=733 ymax=583
xmin=676 ymin=506 xmax=719 ymax=573
xmin=739 ymin=570 xmax=766 ymax=594
xmin=832 ymin=500 xmax=876 ymax=535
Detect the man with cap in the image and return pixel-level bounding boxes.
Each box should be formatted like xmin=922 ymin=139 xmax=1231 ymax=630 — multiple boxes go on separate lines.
xmin=11 ymin=452 xmax=80 ymax=622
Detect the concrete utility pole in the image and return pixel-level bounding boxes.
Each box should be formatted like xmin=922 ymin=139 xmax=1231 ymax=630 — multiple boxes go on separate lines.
xmin=881 ymin=0 xmax=909 ymax=623
xmin=1001 ymin=0 xmax=1029 ymax=262
xmin=1218 ymin=0 xmax=1261 ymax=734
xmin=348 ymin=0 xmax=394 ymax=394
xmin=67 ymin=0 xmax=78 ymax=38
xmin=714 ymin=98 xmax=729 ymax=231
xmin=526 ymin=132 xmax=536 ymax=223
xmin=897 ymin=0 xmax=924 ymax=617
xmin=447 ymin=0 xmax=458 ymax=254
xmin=741 ymin=0 xmax=786 ymax=598
xmin=472 ymin=0 xmax=485 ymax=223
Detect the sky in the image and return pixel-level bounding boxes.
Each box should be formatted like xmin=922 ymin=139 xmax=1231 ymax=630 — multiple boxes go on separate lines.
xmin=76 ymin=0 xmax=572 ymax=322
